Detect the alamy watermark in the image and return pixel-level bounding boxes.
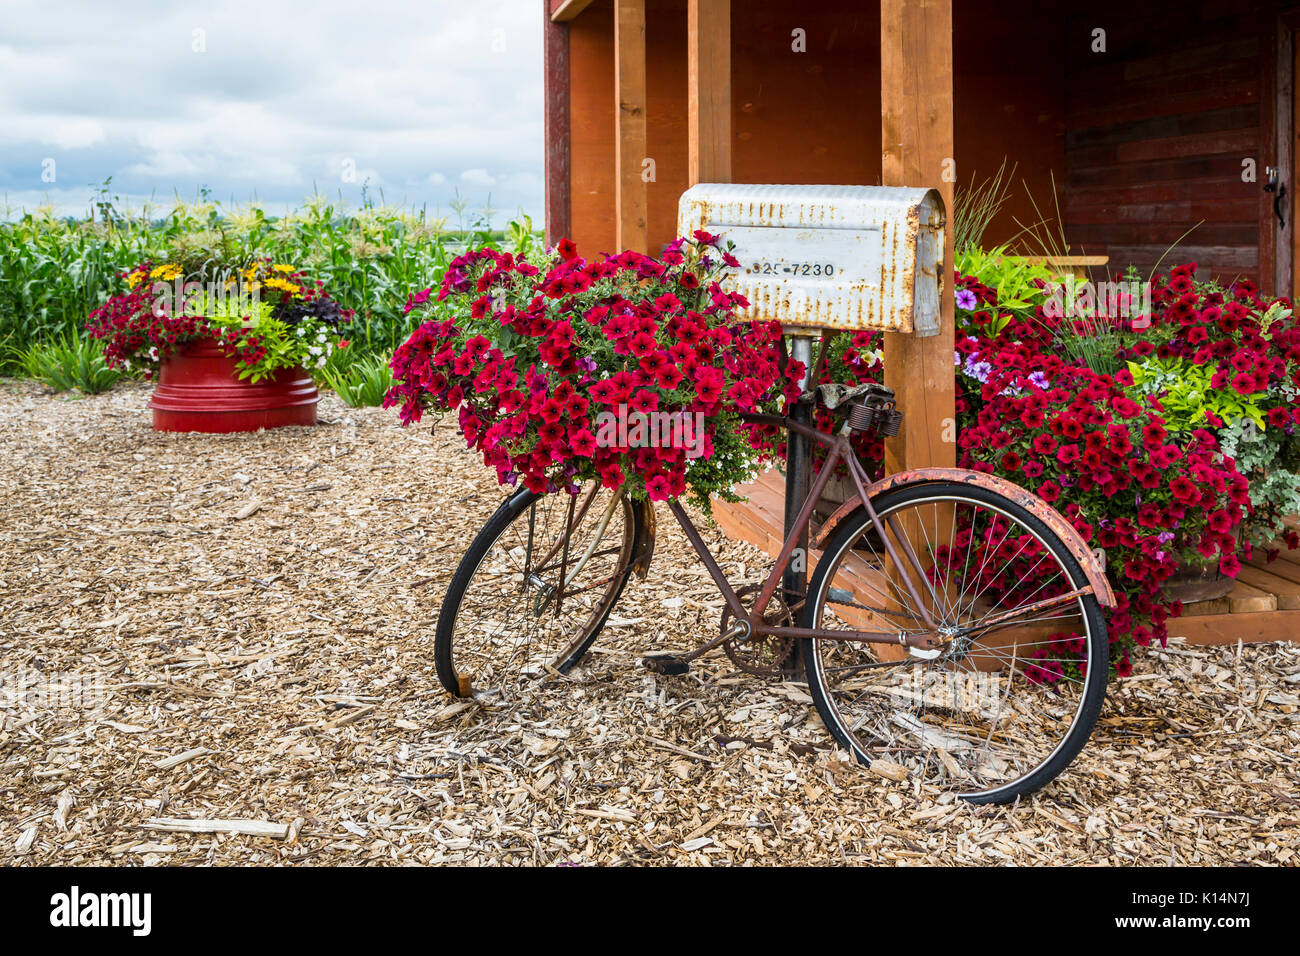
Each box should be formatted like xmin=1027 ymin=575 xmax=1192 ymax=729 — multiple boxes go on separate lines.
xmin=1042 ymin=276 xmax=1153 ymax=328
xmin=1 ymin=666 xmax=107 ymax=713
xmin=147 ymin=274 xmax=262 ymax=319
xmin=50 ymin=886 xmax=151 ymax=936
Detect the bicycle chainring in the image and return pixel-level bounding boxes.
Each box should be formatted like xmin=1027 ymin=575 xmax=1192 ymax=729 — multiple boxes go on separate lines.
xmin=720 ymin=585 xmax=796 ymax=677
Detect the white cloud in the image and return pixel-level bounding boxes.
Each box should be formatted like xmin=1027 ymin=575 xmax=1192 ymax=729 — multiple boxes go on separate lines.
xmin=51 ymin=118 xmax=106 ymax=150
xmin=459 ymin=168 xmax=497 ymax=188
xmin=0 ymin=0 xmax=544 ymax=225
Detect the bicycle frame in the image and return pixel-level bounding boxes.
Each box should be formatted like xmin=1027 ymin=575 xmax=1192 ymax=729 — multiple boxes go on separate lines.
xmin=663 ymin=412 xmax=1100 ymax=651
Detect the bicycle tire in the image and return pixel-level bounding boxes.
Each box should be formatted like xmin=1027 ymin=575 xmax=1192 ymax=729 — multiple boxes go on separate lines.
xmin=435 ymin=488 xmax=647 ymax=698
xmin=801 ymin=480 xmax=1109 ymax=803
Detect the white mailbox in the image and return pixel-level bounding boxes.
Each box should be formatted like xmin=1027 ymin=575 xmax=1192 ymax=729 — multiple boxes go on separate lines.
xmin=676 ymin=183 xmax=945 ymax=336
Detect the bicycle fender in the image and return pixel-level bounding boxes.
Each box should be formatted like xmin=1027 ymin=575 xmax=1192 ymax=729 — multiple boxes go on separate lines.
xmin=811 ymin=467 xmax=1116 ymax=608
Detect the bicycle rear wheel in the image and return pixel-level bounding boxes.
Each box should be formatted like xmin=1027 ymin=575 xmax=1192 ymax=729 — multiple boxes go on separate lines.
xmin=435 ymin=484 xmax=646 ymax=699
xmin=802 ymin=480 xmax=1108 ymax=803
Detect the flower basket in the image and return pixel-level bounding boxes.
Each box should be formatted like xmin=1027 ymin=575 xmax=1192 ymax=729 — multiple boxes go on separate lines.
xmin=1159 ymin=557 xmax=1234 ymax=604
xmin=149 ymin=336 xmax=318 ymax=433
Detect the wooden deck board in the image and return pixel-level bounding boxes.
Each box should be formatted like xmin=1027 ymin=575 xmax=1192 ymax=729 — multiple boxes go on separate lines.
xmin=1249 ymin=549 xmax=1300 ymax=582
xmin=712 ymin=472 xmax=1298 ymax=647
xmin=1237 ymin=565 xmax=1300 ymax=610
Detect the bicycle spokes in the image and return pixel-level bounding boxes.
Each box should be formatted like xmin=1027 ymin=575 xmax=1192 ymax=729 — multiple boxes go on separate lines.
xmin=806 ymin=488 xmax=1104 ymax=800
xmin=439 ymin=486 xmax=638 ymax=696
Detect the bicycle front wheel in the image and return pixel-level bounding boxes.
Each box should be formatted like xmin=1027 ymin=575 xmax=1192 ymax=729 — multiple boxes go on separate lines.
xmin=435 ymin=483 xmax=646 ymax=699
xmin=802 ymin=480 xmax=1109 ymax=803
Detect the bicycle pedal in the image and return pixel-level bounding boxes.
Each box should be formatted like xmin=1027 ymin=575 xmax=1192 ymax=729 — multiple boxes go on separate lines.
xmin=642 ymin=654 xmax=691 ymax=676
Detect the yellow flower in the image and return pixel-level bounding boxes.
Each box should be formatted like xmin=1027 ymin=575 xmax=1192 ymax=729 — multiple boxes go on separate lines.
xmin=266 ymin=277 xmax=301 ymax=294
xmin=272 ymin=264 xmax=295 ymax=273
xmin=125 ymin=272 xmax=143 ymax=289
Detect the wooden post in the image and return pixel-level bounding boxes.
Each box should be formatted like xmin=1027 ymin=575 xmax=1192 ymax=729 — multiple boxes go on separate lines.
xmin=615 ymin=0 xmax=648 ymax=252
xmin=880 ymin=0 xmax=955 ymax=474
xmin=687 ymin=0 xmax=731 ymax=184
xmin=543 ymin=1 xmax=571 ymax=246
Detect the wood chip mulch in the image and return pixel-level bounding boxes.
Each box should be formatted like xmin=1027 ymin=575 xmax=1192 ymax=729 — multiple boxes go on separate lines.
xmin=1 ymin=379 xmax=1297 ymax=866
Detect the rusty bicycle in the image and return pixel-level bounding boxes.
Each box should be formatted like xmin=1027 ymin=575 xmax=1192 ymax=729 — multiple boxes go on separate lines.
xmin=434 ymin=382 xmax=1115 ymax=803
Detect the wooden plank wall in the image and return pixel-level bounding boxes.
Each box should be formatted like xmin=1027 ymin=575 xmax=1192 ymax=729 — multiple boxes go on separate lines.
xmin=562 ymin=0 xmax=1285 ymax=286
xmin=1062 ymin=0 xmax=1275 ymax=289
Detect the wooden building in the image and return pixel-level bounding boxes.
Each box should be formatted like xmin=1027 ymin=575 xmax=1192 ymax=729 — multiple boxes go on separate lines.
xmin=545 ymin=0 xmax=1295 ymax=292
xmin=541 ymin=0 xmax=1300 ymax=645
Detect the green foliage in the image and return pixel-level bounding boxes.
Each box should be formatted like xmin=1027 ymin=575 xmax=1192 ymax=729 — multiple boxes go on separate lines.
xmin=186 ymin=290 xmax=275 ymax=324
xmin=18 ymin=334 xmax=122 ymax=394
xmin=1218 ymin=417 xmax=1300 ymax=547
xmin=319 ymin=351 xmax=393 ymax=407
xmin=956 ymin=246 xmax=1054 ymax=317
xmin=954 ymin=246 xmax=1057 ymax=340
xmin=1127 ymin=357 xmax=1268 ymax=431
xmin=0 ymin=192 xmax=542 ymax=372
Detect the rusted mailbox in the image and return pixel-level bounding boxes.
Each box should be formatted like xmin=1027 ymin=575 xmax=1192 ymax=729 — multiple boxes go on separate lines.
xmin=676 ymin=184 xmax=945 ymax=336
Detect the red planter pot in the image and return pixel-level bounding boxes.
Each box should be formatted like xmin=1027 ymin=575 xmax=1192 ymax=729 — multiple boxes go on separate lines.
xmin=149 ymin=337 xmax=318 ymax=433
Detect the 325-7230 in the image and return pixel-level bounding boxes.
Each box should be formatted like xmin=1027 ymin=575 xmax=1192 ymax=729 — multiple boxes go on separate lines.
xmin=747 ymin=261 xmax=836 ymax=277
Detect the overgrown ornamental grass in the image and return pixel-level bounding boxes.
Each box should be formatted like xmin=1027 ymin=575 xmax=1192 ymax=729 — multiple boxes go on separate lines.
xmin=0 ymin=191 xmax=540 ymax=382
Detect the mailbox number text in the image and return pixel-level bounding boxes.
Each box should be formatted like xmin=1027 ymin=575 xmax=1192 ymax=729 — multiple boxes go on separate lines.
xmin=749 ymin=261 xmax=837 ymax=277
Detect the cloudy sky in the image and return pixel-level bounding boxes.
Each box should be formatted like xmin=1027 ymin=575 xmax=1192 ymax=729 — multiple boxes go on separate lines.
xmin=0 ymin=0 xmax=544 ymax=225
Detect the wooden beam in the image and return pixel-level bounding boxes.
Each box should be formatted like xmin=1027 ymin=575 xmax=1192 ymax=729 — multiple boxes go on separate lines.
xmin=550 ymin=0 xmax=596 ymax=22
xmin=687 ymin=0 xmax=731 ymax=185
xmin=543 ymin=1 xmax=571 ymax=245
xmin=615 ymin=0 xmax=648 ymax=252
xmin=880 ymin=0 xmax=955 ymax=473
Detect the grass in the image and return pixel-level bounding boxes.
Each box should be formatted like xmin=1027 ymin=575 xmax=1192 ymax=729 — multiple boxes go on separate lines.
xmin=318 ymin=351 xmax=394 ymax=408
xmin=953 ymin=160 xmax=1019 ymax=253
xmin=17 ymin=334 xmax=122 ymax=394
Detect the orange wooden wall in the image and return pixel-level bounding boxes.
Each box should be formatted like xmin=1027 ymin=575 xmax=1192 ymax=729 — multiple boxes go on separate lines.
xmin=565 ymin=0 xmax=1066 ymax=257
xmin=569 ymin=4 xmax=617 ymax=254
